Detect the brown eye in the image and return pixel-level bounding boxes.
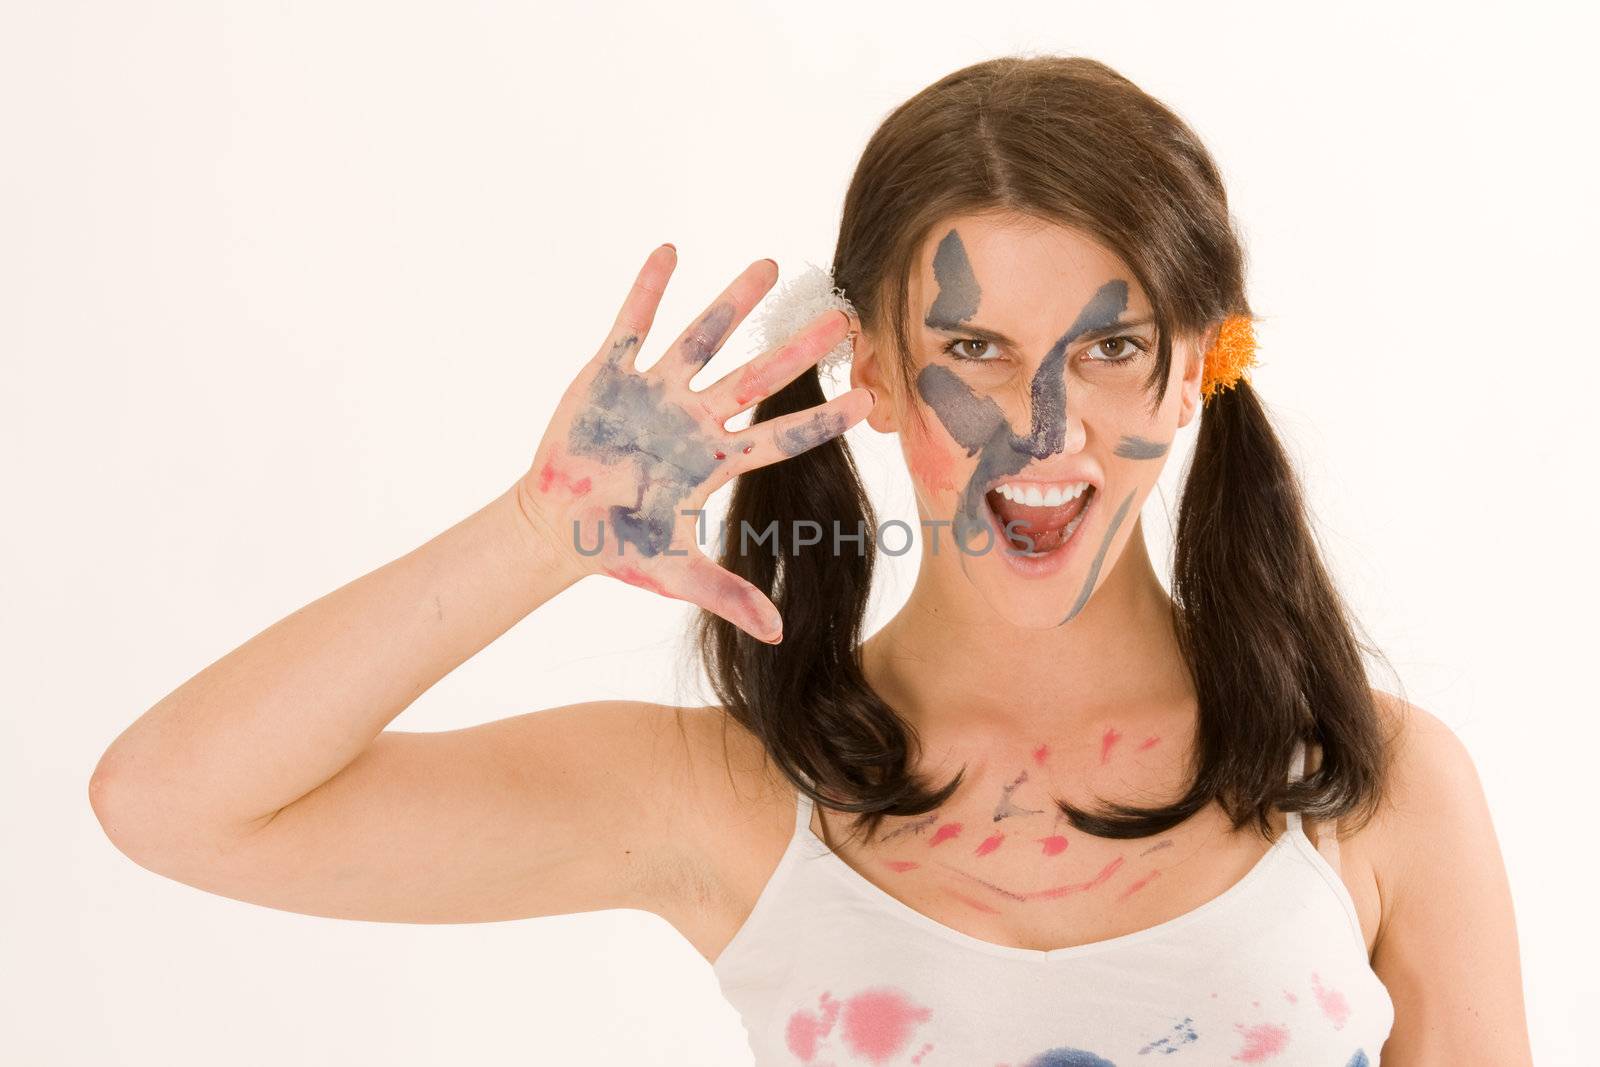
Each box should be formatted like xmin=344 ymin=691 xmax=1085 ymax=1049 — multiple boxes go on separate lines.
xmin=942 ymin=338 xmax=1000 ymax=362
xmin=1089 ymin=336 xmax=1145 ymax=364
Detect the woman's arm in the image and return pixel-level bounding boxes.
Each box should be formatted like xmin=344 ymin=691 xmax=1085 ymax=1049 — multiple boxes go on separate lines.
xmin=86 ymin=246 xmax=870 ymax=923
xmin=1370 ymin=696 xmax=1534 ymax=1065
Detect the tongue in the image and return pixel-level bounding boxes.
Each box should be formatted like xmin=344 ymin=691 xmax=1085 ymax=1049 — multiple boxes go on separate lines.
xmin=988 ymin=486 xmax=1092 ymax=552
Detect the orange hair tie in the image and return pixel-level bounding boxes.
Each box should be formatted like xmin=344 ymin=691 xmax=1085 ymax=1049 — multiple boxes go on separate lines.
xmin=1200 ymin=314 xmax=1257 ymax=402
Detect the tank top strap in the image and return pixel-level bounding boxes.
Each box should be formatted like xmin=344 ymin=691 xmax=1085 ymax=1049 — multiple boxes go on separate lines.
xmin=792 ymin=772 xmax=817 ymax=839
xmin=1283 ymin=739 xmax=1306 ymax=834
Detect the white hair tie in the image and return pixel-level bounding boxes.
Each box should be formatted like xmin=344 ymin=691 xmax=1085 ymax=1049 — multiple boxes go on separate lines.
xmin=751 ymin=262 xmax=857 ymax=382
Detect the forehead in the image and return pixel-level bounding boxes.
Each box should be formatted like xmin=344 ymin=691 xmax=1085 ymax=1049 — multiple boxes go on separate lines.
xmin=911 ymin=212 xmax=1150 ymax=320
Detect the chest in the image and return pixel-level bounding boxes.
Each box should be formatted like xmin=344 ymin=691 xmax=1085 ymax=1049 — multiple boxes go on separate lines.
xmin=805 ymin=788 xmax=1282 ymax=955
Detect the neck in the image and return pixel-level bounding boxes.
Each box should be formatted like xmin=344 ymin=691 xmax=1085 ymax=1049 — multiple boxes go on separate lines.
xmin=860 ymin=516 xmax=1198 ymax=766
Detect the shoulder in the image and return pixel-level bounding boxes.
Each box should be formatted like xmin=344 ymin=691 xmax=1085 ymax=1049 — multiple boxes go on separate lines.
xmin=1361 ymin=689 xmax=1532 ymax=1061
xmin=1365 ymin=688 xmax=1489 ymax=871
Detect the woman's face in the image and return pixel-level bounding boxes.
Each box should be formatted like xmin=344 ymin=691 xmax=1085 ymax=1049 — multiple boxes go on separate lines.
xmin=853 ymin=211 xmax=1207 ymax=629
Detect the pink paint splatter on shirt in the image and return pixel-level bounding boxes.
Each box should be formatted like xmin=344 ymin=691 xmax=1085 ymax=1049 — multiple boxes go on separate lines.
xmin=1137 ymin=734 xmax=1160 ymax=751
xmin=1032 ymin=743 xmax=1050 ymax=766
xmin=1099 ymin=726 xmax=1122 ymax=764
xmin=975 ymin=832 xmax=1005 ymax=857
xmin=1283 ymin=990 xmax=1298 ymax=1004
xmin=840 ymin=987 xmax=933 ymax=1063
xmin=884 ymin=860 xmax=919 ymax=873
xmin=785 ymin=991 xmax=841 ymax=1061
xmin=1311 ymin=971 xmax=1350 ymax=1029
xmin=910 ymin=1041 xmax=934 ymax=1064
xmin=1038 ymin=834 xmax=1069 ymax=856
xmin=928 ymin=822 xmax=962 ymax=847
xmin=1231 ymin=1021 xmax=1290 ymax=1061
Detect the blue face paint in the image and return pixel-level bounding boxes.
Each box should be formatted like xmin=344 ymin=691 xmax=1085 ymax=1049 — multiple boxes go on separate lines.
xmin=916 ymin=270 xmax=1131 ymax=546
xmin=924 ymin=229 xmax=983 ymax=329
xmin=1113 ymin=434 xmax=1169 ymax=460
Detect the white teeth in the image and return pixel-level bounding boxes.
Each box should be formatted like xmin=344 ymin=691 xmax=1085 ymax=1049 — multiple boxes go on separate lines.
xmin=993 ymin=480 xmax=1090 ymax=505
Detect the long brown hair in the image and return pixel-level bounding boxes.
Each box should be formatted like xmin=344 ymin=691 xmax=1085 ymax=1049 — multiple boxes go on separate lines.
xmin=695 ymin=54 xmax=1401 ymax=848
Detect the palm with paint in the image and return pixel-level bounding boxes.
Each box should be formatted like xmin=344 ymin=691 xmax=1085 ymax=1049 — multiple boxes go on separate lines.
xmin=513 ymin=246 xmax=873 ymax=645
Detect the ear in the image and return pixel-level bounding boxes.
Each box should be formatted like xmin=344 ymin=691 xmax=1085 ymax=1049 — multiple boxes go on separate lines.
xmin=1175 ymin=324 xmax=1213 ymax=429
xmin=846 ymin=313 xmax=900 ymax=433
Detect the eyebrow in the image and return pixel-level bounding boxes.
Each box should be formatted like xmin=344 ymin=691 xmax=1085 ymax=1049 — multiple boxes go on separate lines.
xmin=926 ymin=316 xmax=1155 ymax=347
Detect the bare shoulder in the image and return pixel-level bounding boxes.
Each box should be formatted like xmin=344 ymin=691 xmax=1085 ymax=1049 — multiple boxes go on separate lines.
xmin=1361 ymin=688 xmax=1492 ymax=905
xmin=1357 ymin=688 xmax=1533 ymax=1062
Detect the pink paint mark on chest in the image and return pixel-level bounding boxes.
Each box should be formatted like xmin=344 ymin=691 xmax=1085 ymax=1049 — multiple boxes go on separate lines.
xmin=1230 ymin=1021 xmax=1290 ymax=1061
xmin=1282 ymin=989 xmax=1298 ymax=1004
xmin=536 ymin=459 xmax=592 ymax=497
xmin=784 ymin=991 xmax=841 ymax=1062
xmin=975 ymin=832 xmax=1005 ymax=857
xmin=1137 ymin=734 xmax=1160 ymax=751
xmin=1038 ymin=834 xmax=1069 ymax=856
xmin=1032 ymin=743 xmax=1050 ymax=766
xmin=928 ymin=822 xmax=962 ymax=847
xmin=839 ymin=988 xmax=934 ymax=1063
xmin=1029 ymin=855 xmax=1125 ymax=901
xmin=1117 ymin=867 xmax=1161 ymax=900
xmin=1311 ymin=971 xmax=1350 ymax=1029
xmin=1099 ymin=726 xmax=1122 ymax=764
xmin=884 ymin=860 xmax=920 ymax=873
xmin=944 ymin=887 xmax=1002 ymax=915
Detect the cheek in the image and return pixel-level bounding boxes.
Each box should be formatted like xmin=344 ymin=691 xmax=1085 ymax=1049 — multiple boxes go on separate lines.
xmin=903 ymin=417 xmax=961 ymax=495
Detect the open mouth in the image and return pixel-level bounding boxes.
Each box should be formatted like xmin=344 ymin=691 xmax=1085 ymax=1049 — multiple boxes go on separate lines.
xmin=984 ymin=480 xmax=1096 ymax=555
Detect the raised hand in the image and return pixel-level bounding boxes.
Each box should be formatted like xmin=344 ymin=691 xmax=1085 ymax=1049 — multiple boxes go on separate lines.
xmin=514 ymin=245 xmax=873 ymax=644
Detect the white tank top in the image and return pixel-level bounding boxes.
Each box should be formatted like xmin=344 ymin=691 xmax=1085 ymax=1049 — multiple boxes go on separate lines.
xmin=712 ymin=741 xmax=1394 ymax=1065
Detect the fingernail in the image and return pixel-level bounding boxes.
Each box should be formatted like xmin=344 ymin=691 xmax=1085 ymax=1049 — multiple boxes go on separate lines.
xmin=761 ymin=258 xmax=777 ymax=270
xmin=663 ymin=242 xmax=676 ymax=252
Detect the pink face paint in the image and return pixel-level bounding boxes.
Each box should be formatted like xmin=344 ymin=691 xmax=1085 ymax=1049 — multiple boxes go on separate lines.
xmin=974 ymin=832 xmax=1005 ymax=857
xmin=1231 ymin=1022 xmax=1291 ymax=1062
xmin=1038 ymin=834 xmax=1069 ymax=856
xmin=1117 ymin=867 xmax=1161 ymax=900
xmin=903 ymin=411 xmax=960 ymax=496
xmin=1137 ymin=734 xmax=1160 ymax=751
xmin=1099 ymin=726 xmax=1122 ymax=764
xmin=884 ymin=860 xmax=919 ymax=873
xmin=928 ymin=822 xmax=962 ymax=847
xmin=1311 ymin=972 xmax=1351 ymax=1029
xmin=1032 ymin=743 xmax=1050 ymax=766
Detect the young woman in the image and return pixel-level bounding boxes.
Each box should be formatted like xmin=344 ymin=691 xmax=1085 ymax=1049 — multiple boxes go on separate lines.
xmin=89 ymin=56 xmax=1530 ymax=1065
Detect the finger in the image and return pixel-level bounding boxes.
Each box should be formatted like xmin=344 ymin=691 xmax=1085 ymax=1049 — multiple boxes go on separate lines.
xmin=602 ymin=243 xmax=678 ymax=373
xmin=698 ymin=308 xmax=851 ymax=423
xmin=657 ymin=258 xmax=779 ymax=383
xmin=721 ymin=386 xmax=874 ymax=477
xmin=608 ymin=552 xmax=784 ymax=644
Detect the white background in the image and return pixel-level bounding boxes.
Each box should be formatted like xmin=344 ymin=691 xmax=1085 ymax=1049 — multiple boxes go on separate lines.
xmin=4 ymin=2 xmax=1593 ymax=1063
